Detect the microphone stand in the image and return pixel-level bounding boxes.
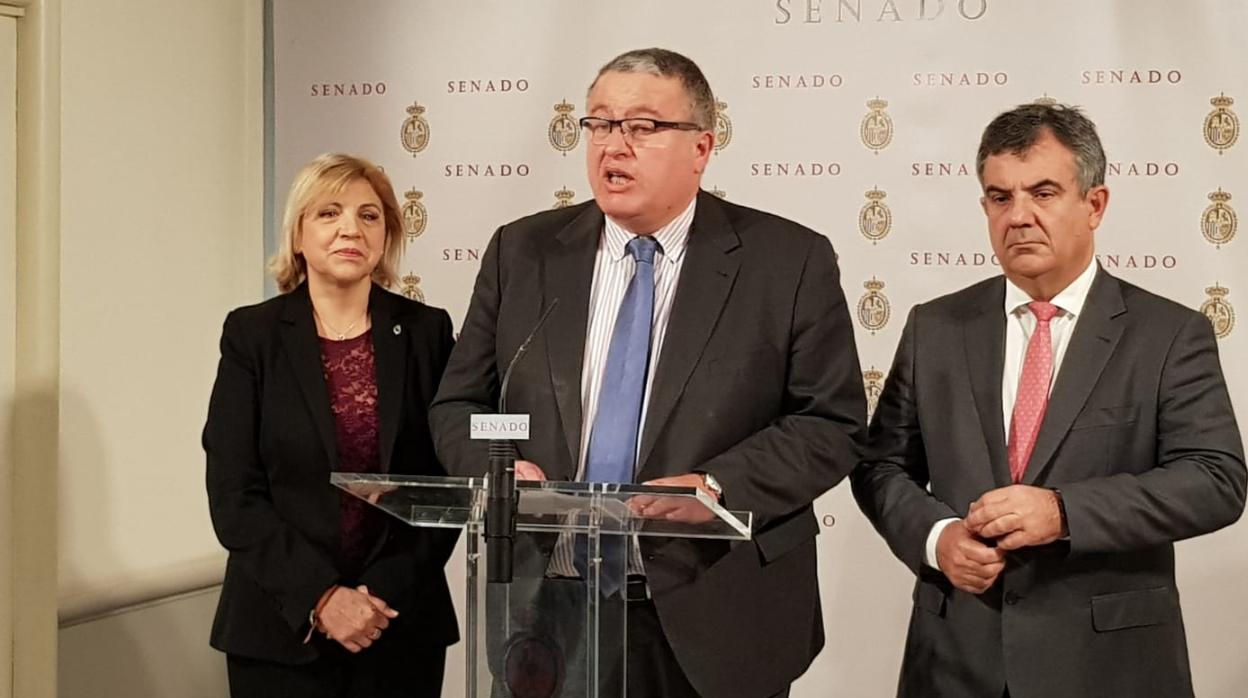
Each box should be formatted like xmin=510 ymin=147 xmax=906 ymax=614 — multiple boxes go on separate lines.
xmin=485 ymin=300 xmax=559 ymax=584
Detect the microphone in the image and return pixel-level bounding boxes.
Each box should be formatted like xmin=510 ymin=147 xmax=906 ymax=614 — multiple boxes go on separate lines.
xmin=485 ymin=439 xmax=519 ymax=584
xmin=484 ymin=299 xmax=559 ymax=584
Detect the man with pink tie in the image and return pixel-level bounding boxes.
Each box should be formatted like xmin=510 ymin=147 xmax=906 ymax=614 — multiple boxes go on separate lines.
xmin=852 ymin=102 xmax=1246 ymax=698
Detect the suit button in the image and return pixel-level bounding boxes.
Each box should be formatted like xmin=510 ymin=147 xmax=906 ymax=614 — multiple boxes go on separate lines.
xmin=1004 ymin=591 xmax=1021 ymax=605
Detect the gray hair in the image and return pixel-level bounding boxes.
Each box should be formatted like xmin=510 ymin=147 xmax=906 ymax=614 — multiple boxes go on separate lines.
xmin=589 ymin=48 xmax=716 ymax=131
xmin=975 ymin=102 xmax=1107 ymax=195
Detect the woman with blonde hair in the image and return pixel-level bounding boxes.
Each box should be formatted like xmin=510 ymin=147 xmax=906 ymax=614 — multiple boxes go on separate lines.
xmin=204 ymin=153 xmax=457 ymax=697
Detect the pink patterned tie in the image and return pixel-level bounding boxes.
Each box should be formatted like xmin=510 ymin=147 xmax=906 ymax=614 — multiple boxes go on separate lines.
xmin=1008 ymin=301 xmax=1060 ymax=483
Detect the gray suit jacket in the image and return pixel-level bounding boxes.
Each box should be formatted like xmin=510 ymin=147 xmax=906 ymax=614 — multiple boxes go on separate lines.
xmin=431 ymin=190 xmax=866 ymax=697
xmin=852 ymin=268 xmax=1246 ymax=698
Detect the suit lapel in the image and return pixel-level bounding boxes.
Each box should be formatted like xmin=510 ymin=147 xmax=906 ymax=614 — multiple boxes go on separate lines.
xmin=964 ymin=278 xmax=1011 ymax=488
xmin=1023 ymin=268 xmax=1125 ymax=484
xmin=543 ymin=204 xmax=601 ymax=478
xmin=279 ymin=285 xmax=339 ymax=470
xmin=637 ymin=192 xmax=740 ymax=478
xmin=369 ymin=286 xmax=406 ymax=473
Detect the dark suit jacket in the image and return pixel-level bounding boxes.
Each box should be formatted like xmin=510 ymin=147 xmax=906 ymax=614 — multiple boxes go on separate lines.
xmin=852 ymin=268 xmax=1246 ymax=698
xmin=430 ymin=190 xmax=866 ymax=698
xmin=204 ymin=283 xmax=460 ymax=666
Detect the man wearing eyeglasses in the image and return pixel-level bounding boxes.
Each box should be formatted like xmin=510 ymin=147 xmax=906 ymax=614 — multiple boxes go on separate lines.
xmin=432 ymin=47 xmax=865 ymax=698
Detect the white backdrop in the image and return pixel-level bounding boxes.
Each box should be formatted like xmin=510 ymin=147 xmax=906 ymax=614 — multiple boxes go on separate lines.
xmin=269 ymin=1 xmax=1248 ymax=695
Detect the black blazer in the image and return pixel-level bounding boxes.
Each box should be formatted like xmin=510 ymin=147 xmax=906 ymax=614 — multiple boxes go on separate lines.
xmin=204 ymin=283 xmax=460 ymax=664
xmin=430 ymin=191 xmax=867 ymax=698
xmin=852 ymin=269 xmax=1246 ymax=697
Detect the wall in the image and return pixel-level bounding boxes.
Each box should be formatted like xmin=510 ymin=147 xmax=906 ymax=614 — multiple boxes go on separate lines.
xmin=19 ymin=0 xmax=263 ymax=695
xmin=58 ymin=589 xmax=227 ymax=698
xmin=56 ymin=0 xmax=262 ymax=618
xmin=0 ymin=8 xmax=19 ymax=695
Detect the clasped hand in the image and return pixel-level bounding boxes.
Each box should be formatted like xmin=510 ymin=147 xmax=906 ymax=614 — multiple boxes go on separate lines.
xmin=938 ymin=485 xmax=1064 ymax=595
xmin=316 ymin=584 xmax=398 ymax=653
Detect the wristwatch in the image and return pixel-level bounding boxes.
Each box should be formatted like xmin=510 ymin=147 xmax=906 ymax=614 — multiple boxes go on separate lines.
xmin=700 ymin=472 xmax=724 ymax=500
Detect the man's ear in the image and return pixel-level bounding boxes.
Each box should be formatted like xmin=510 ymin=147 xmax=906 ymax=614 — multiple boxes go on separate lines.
xmin=1086 ymin=185 xmax=1110 ymax=230
xmin=693 ymin=130 xmax=714 ymax=174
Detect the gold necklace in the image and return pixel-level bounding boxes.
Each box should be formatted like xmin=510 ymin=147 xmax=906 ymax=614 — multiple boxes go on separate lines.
xmin=314 ymin=309 xmax=367 ymax=341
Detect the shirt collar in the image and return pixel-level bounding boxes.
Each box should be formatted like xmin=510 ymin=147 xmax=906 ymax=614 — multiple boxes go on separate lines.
xmin=602 ymin=197 xmax=696 ymax=264
xmin=1004 ymin=258 xmax=1098 ymax=319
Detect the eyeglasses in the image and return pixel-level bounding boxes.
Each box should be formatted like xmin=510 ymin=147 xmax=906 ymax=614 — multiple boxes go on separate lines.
xmin=578 ymin=116 xmax=703 ymax=146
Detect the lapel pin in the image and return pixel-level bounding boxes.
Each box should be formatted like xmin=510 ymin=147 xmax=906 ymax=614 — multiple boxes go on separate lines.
xmin=393 ymin=324 xmax=402 ymax=335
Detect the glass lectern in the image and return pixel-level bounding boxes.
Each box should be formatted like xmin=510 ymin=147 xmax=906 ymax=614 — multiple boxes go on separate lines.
xmin=333 ymin=473 xmax=752 ymax=698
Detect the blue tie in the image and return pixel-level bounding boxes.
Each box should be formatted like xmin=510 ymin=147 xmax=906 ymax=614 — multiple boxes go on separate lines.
xmin=577 ymin=235 xmax=659 ymax=593
xmin=584 ymin=235 xmax=659 ymax=485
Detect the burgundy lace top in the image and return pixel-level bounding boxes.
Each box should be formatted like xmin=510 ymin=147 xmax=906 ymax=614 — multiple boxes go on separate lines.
xmin=319 ymin=332 xmax=383 ymax=577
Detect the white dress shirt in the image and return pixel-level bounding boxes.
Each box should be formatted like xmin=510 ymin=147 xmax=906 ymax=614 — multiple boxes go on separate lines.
xmin=923 ymin=259 xmax=1098 ymax=568
xmin=547 ymin=198 xmax=695 ymax=577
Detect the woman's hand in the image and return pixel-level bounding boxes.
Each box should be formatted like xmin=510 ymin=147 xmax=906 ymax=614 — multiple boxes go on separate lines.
xmin=315 ymin=585 xmax=399 ymax=653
